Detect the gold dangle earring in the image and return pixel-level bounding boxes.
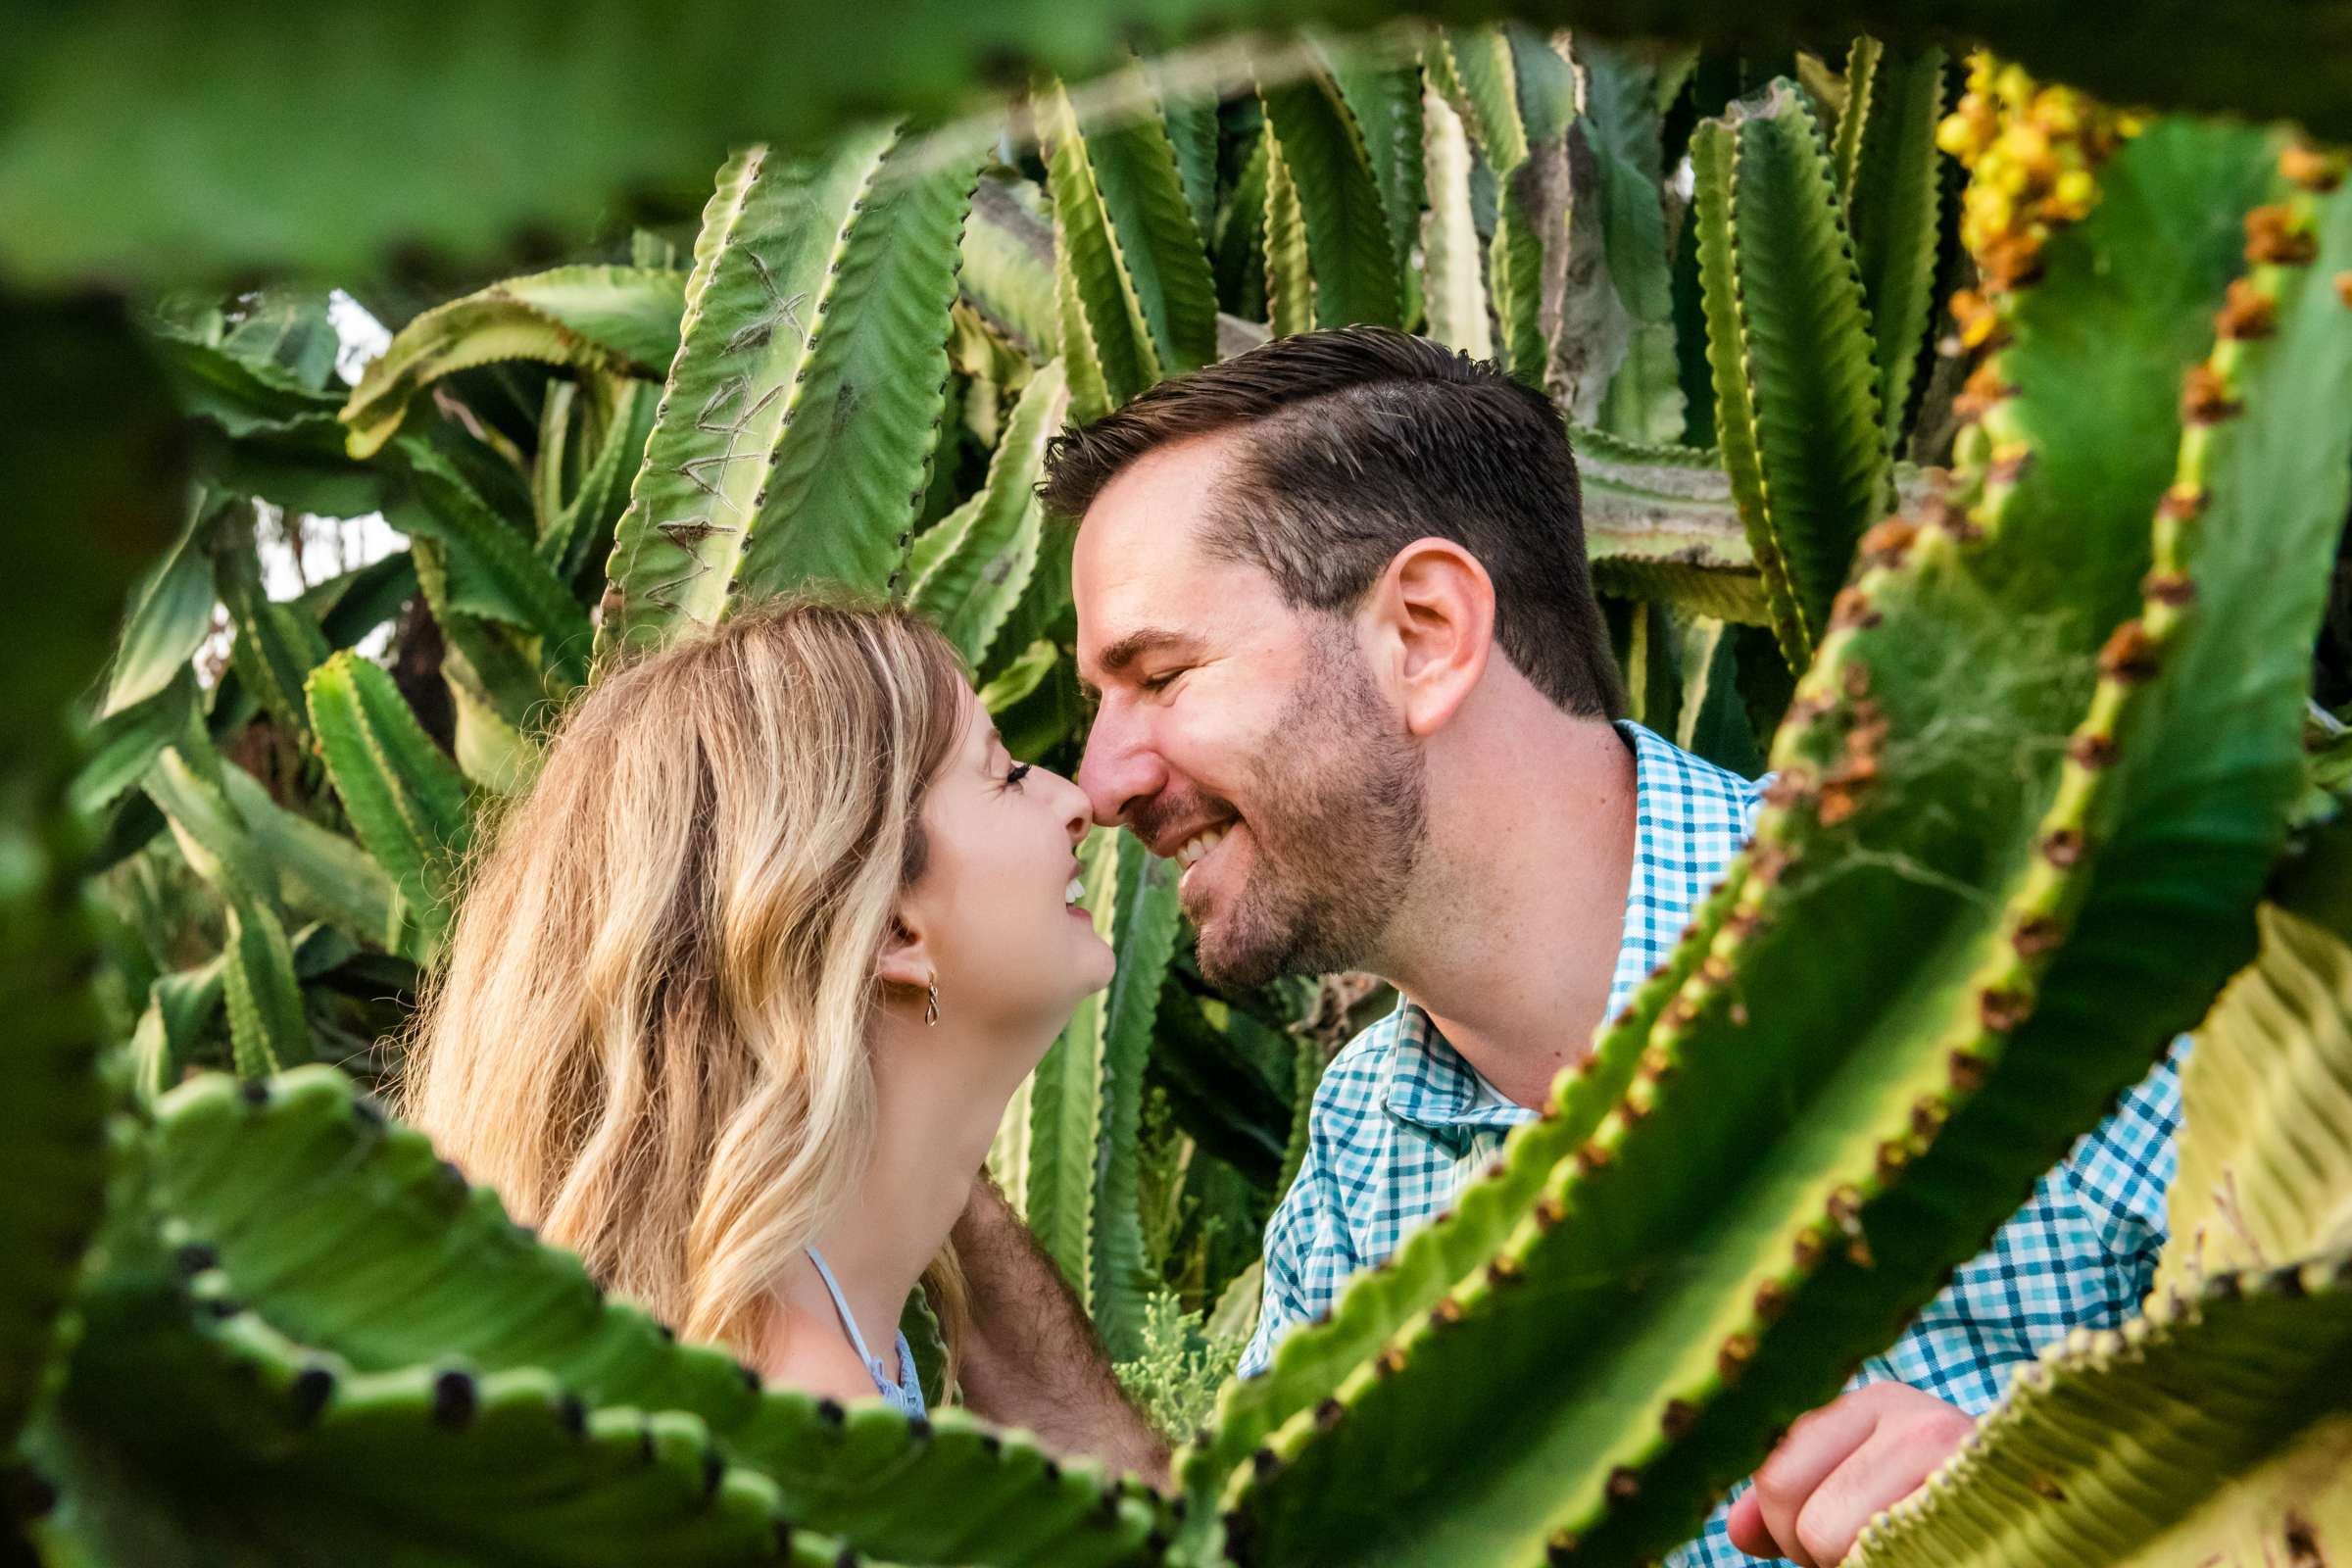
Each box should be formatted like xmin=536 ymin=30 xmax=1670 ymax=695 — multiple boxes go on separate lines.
xmin=924 ymin=976 xmax=940 ymax=1027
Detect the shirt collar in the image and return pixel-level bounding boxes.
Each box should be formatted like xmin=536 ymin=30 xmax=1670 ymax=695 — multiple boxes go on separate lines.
xmin=1381 ymin=720 xmax=1755 ymax=1135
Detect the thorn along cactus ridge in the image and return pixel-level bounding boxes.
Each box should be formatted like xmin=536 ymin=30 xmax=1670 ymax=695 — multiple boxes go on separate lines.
xmin=15 ymin=16 xmax=2352 ymax=1568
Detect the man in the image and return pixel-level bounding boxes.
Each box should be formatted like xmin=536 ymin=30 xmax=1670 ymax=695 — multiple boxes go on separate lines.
xmin=959 ymin=325 xmax=2180 ymax=1567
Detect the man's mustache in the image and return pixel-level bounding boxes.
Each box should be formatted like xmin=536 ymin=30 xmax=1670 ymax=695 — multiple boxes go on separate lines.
xmin=1127 ymin=788 xmax=1243 ymax=851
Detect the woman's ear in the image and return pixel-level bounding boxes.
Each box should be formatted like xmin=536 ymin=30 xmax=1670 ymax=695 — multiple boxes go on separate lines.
xmin=874 ymin=910 xmax=934 ymax=993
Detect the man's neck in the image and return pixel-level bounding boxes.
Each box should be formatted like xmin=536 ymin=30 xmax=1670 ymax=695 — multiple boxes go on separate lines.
xmin=1381 ymin=708 xmax=1639 ymax=1110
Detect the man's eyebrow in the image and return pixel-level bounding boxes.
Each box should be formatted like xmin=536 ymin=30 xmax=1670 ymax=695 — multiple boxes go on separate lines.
xmin=1078 ymin=628 xmax=1198 ymax=704
xmin=1092 ymin=627 xmax=1200 ymax=679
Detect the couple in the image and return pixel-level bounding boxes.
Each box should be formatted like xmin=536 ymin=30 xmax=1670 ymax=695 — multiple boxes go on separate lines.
xmin=400 ymin=327 xmax=2181 ymax=1568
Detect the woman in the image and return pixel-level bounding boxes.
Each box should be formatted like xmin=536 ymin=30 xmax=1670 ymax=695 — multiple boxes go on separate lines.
xmin=395 ymin=597 xmax=1115 ymax=1412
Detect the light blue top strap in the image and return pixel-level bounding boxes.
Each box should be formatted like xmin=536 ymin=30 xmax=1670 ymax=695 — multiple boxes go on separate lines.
xmin=806 ymin=1246 xmax=926 ymax=1418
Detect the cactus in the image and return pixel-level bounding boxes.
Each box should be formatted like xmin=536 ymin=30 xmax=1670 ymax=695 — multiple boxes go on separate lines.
xmin=1039 ymin=67 xmax=1221 ymax=421
xmin=995 ymin=827 xmax=1187 ymax=1360
xmin=1257 ymin=58 xmax=1403 ymax=332
xmin=1693 ymin=77 xmax=1898 ymax=670
xmin=380 ymin=433 xmax=602 ymax=697
xmin=95 ymin=1064 xmax=1168 ymax=1566
xmin=1834 ymin=39 xmax=1951 ymax=448
xmin=33 ymin=1283 xmax=834 ymax=1567
xmin=1417 ymin=86 xmax=1494 ymax=358
xmin=964 ymin=172 xmax=1065 ymax=363
xmin=340 ymin=265 xmax=687 ymax=458
xmin=596 ymin=130 xmax=980 ymax=657
xmin=1849 ymin=822 xmax=2352 ymax=1568
xmin=143 ymin=748 xmax=308 ymax=1077
xmin=303 ymin=650 xmax=474 ymax=961
xmin=910 ymin=358 xmax=1072 ymax=667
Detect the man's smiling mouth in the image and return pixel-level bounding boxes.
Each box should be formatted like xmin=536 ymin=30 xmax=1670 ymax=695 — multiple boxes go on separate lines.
xmin=1176 ymin=824 xmax=1230 ymax=868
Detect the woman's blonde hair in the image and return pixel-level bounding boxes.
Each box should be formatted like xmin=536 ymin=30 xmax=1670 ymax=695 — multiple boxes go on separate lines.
xmin=396 ymin=596 xmax=971 ymax=1373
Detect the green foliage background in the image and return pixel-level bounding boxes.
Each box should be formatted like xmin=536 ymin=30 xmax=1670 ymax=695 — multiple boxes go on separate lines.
xmin=7 ymin=6 xmax=2352 ymax=1566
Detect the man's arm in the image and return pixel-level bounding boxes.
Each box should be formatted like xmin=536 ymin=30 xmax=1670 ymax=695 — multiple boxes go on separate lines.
xmin=949 ymin=1174 xmax=1170 ymax=1485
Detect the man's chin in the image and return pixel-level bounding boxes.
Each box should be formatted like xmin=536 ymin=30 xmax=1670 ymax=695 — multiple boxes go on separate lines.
xmin=1195 ymin=942 xmax=1285 ymax=995
xmin=1192 ymin=906 xmax=1301 ymax=994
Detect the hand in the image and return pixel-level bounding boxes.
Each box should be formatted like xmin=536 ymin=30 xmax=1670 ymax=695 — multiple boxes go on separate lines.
xmin=1725 ymin=1383 xmax=1975 ymax=1566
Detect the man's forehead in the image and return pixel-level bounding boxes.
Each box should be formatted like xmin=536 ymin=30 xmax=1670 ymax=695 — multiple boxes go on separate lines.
xmin=1071 ymin=429 xmax=1273 ymax=675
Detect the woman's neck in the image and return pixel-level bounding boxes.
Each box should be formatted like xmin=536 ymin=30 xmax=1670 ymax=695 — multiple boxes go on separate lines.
xmin=783 ymin=1004 xmax=1052 ymax=1375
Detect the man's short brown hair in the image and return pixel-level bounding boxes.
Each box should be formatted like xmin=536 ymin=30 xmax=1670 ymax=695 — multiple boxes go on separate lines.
xmin=1039 ymin=325 xmax=1623 ymax=717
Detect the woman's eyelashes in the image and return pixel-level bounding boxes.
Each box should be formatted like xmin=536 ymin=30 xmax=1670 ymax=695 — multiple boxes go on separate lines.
xmin=999 ymin=762 xmax=1033 ymax=793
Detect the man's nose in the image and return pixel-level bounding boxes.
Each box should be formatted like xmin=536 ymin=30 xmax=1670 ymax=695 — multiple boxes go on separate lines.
xmin=1076 ymin=705 xmax=1167 ymax=829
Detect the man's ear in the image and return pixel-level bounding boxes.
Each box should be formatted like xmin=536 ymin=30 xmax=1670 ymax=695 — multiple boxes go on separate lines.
xmin=1369 ymin=538 xmax=1495 ymax=738
xmin=874 ymin=909 xmax=934 ymax=994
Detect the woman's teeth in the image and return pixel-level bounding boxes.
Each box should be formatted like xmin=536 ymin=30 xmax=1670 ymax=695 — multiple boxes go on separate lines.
xmin=1066 ymin=877 xmax=1087 ymax=905
xmin=1177 ymin=825 xmax=1230 ymax=868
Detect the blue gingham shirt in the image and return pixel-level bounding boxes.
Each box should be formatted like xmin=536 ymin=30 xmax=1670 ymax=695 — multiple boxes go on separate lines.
xmin=1238 ymin=722 xmax=2182 ymax=1568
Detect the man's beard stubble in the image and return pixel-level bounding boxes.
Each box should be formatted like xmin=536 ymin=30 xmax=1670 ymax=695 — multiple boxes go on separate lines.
xmin=1190 ymin=639 xmax=1428 ymax=992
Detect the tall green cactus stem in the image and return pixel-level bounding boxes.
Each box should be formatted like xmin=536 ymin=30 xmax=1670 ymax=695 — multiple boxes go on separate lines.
xmin=1417 ymin=87 xmax=1494 ymax=359
xmin=1429 ymin=26 xmax=1527 ymax=176
xmin=147 ymin=1067 xmax=1171 ymax=1566
xmin=394 ymin=435 xmax=596 ymax=686
xmin=341 ymin=266 xmax=686 ymax=459
xmin=1577 ymin=37 xmax=1686 ymax=443
xmin=1261 ymin=140 xmax=1314 ymax=340
xmin=539 ymin=377 xmax=662 ymax=588
xmin=144 ymin=749 xmax=308 ymax=1078
xmin=1257 ymin=62 xmax=1404 ymax=331
xmin=1207 ymin=118 xmax=2349 ymax=1568
xmin=304 ymin=650 xmax=474 ymax=962
xmin=1069 ymin=69 xmax=1218 ymax=374
xmin=597 ymin=132 xmax=977 ymax=659
xmin=962 ymin=173 xmax=1062 ymax=363
xmin=1088 ymin=834 xmax=1186 ymax=1360
xmin=1040 ymin=74 xmax=1216 ymax=423
xmin=1692 ymin=78 xmax=1896 ymax=672
xmin=215 ymin=761 xmax=400 ymax=952
xmin=910 ymin=358 xmax=1071 ymax=667
xmin=216 ymin=526 xmax=334 ymax=745
xmin=1833 ymin=39 xmax=1951 ymax=447
xmin=1155 ymin=70 xmax=1220 ymax=245
xmin=0 ymin=294 xmax=182 ymax=1458
xmin=1321 ymin=42 xmax=1424 ymax=284
xmin=1013 ymin=828 xmax=1184 ymax=1359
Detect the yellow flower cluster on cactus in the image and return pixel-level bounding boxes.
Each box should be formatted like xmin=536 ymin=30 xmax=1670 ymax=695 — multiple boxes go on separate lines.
xmin=1937 ymin=57 xmax=2139 ymax=305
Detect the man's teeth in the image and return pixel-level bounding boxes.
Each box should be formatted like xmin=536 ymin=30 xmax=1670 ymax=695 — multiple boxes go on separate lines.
xmin=1066 ymin=877 xmax=1087 ymax=905
xmin=1176 ymin=825 xmax=1230 ymax=868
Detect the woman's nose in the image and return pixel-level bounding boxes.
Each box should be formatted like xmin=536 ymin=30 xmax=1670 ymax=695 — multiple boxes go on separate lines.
xmin=1054 ymin=770 xmax=1092 ymax=847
